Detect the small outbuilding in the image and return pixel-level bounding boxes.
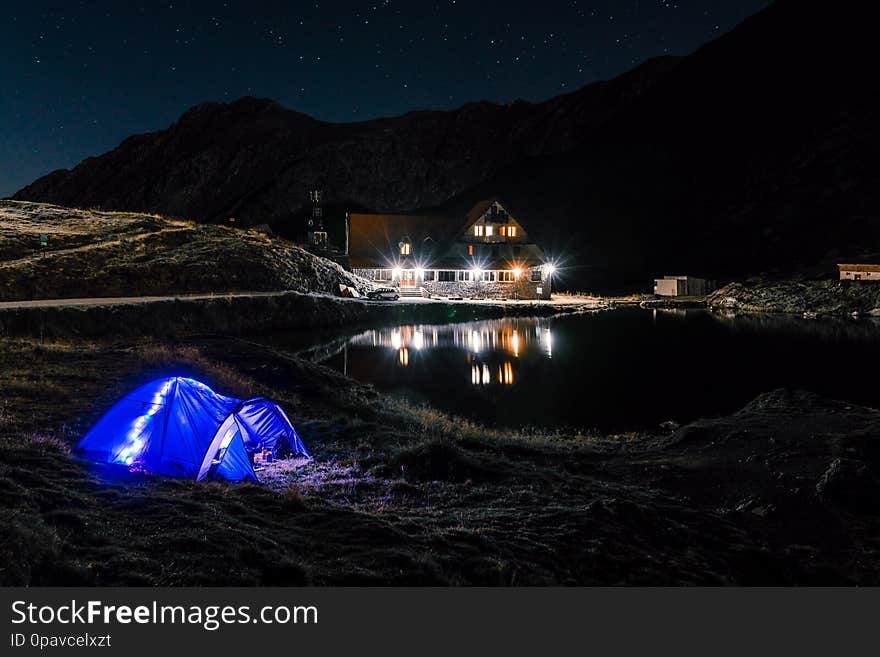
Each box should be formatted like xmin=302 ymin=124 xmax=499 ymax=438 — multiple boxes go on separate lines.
xmin=838 ymin=264 xmax=880 ymax=281
xmin=75 ymin=377 xmax=309 ymax=481
xmin=654 ymin=276 xmax=716 ymax=297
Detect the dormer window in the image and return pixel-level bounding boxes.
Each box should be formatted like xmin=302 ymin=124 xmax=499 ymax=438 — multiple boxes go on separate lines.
xmin=400 ymin=241 xmax=412 ymax=255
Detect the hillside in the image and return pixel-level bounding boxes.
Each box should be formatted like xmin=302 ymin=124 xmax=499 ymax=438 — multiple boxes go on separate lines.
xmin=0 ymin=201 xmax=367 ymax=302
xmin=12 ymin=1 xmax=880 ymax=289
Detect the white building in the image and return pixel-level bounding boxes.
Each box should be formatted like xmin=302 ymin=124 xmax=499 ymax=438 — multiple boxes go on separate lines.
xmin=838 ymin=264 xmax=880 ymax=281
xmin=654 ymin=276 xmax=715 ymax=297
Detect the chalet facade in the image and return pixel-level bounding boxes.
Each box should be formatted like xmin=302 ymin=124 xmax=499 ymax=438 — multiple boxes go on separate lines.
xmin=347 ymin=199 xmax=553 ymax=300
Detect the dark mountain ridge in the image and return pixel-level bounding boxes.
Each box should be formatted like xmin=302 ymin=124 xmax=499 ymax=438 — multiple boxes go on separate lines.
xmin=15 ymin=55 xmax=679 ymax=226
xmin=14 ymin=0 xmax=879 ymax=290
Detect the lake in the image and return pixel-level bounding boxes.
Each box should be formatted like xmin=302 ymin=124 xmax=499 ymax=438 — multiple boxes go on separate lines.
xmin=292 ymin=309 xmax=880 ymax=432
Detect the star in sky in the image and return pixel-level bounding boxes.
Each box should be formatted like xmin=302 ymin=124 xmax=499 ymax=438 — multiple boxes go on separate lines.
xmin=0 ymin=1 xmax=766 ymax=196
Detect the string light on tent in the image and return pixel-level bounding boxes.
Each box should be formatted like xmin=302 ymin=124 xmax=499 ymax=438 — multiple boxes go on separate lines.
xmin=115 ymin=378 xmax=172 ymax=465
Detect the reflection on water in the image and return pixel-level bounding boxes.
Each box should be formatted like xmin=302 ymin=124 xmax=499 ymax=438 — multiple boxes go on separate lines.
xmin=341 ymin=319 xmax=553 ymax=390
xmin=310 ymin=309 xmax=880 ymax=432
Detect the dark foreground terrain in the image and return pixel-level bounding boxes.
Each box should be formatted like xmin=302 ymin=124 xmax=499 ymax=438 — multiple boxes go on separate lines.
xmin=2 ymin=333 xmax=879 ymax=585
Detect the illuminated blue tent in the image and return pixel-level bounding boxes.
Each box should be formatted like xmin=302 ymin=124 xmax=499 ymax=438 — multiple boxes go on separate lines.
xmin=75 ymin=377 xmax=310 ymax=481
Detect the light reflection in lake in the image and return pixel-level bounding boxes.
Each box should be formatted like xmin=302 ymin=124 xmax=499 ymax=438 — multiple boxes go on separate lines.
xmin=341 ymin=319 xmax=552 ymax=389
xmin=306 ymin=309 xmax=880 ymax=432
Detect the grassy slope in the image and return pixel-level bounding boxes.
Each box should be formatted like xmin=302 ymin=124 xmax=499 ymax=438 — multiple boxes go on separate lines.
xmin=0 ymin=201 xmax=367 ymax=301
xmin=2 ymin=336 xmax=879 ymax=585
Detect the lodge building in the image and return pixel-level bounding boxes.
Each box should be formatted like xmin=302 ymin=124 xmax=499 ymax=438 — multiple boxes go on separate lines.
xmin=347 ymin=199 xmax=553 ymax=300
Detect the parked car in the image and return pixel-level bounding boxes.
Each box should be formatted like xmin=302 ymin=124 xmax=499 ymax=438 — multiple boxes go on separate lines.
xmin=366 ymin=287 xmax=399 ymax=301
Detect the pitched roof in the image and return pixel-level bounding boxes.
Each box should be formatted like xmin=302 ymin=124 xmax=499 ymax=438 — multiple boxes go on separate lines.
xmin=348 ymin=212 xmax=462 ymax=267
xmin=838 ymin=263 xmax=880 ymax=272
xmin=348 ymin=198 xmax=532 ymax=268
xmin=463 ymin=198 xmax=498 ymax=225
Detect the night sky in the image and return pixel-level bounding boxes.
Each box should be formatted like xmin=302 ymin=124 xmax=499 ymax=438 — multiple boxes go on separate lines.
xmin=1 ymin=1 xmax=767 ymax=197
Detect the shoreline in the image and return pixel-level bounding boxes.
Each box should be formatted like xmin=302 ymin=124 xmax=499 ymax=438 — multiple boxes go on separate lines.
xmin=5 ymin=283 xmax=880 ymax=340
xmin=0 ymin=291 xmax=603 ymax=339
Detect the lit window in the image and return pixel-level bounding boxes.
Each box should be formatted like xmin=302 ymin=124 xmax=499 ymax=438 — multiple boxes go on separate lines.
xmin=507 ymin=226 xmax=517 ymax=237
xmin=474 ymin=225 xmax=484 ymax=237
xmin=400 ymin=242 xmax=411 ymax=255
xmin=499 ymin=271 xmax=514 ymax=282
xmin=468 ymin=245 xmax=474 ymax=255
xmin=485 ymin=225 xmax=494 ymax=237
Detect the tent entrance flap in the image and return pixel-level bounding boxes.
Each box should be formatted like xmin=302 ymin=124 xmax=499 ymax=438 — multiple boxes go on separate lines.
xmin=198 ymin=414 xmax=250 ymax=481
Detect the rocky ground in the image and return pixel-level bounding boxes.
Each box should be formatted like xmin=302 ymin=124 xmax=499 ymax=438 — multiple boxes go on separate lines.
xmin=1 ymin=334 xmax=879 ymax=585
xmin=708 ymin=279 xmax=880 ymax=317
xmin=0 ymin=200 xmax=369 ymax=301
